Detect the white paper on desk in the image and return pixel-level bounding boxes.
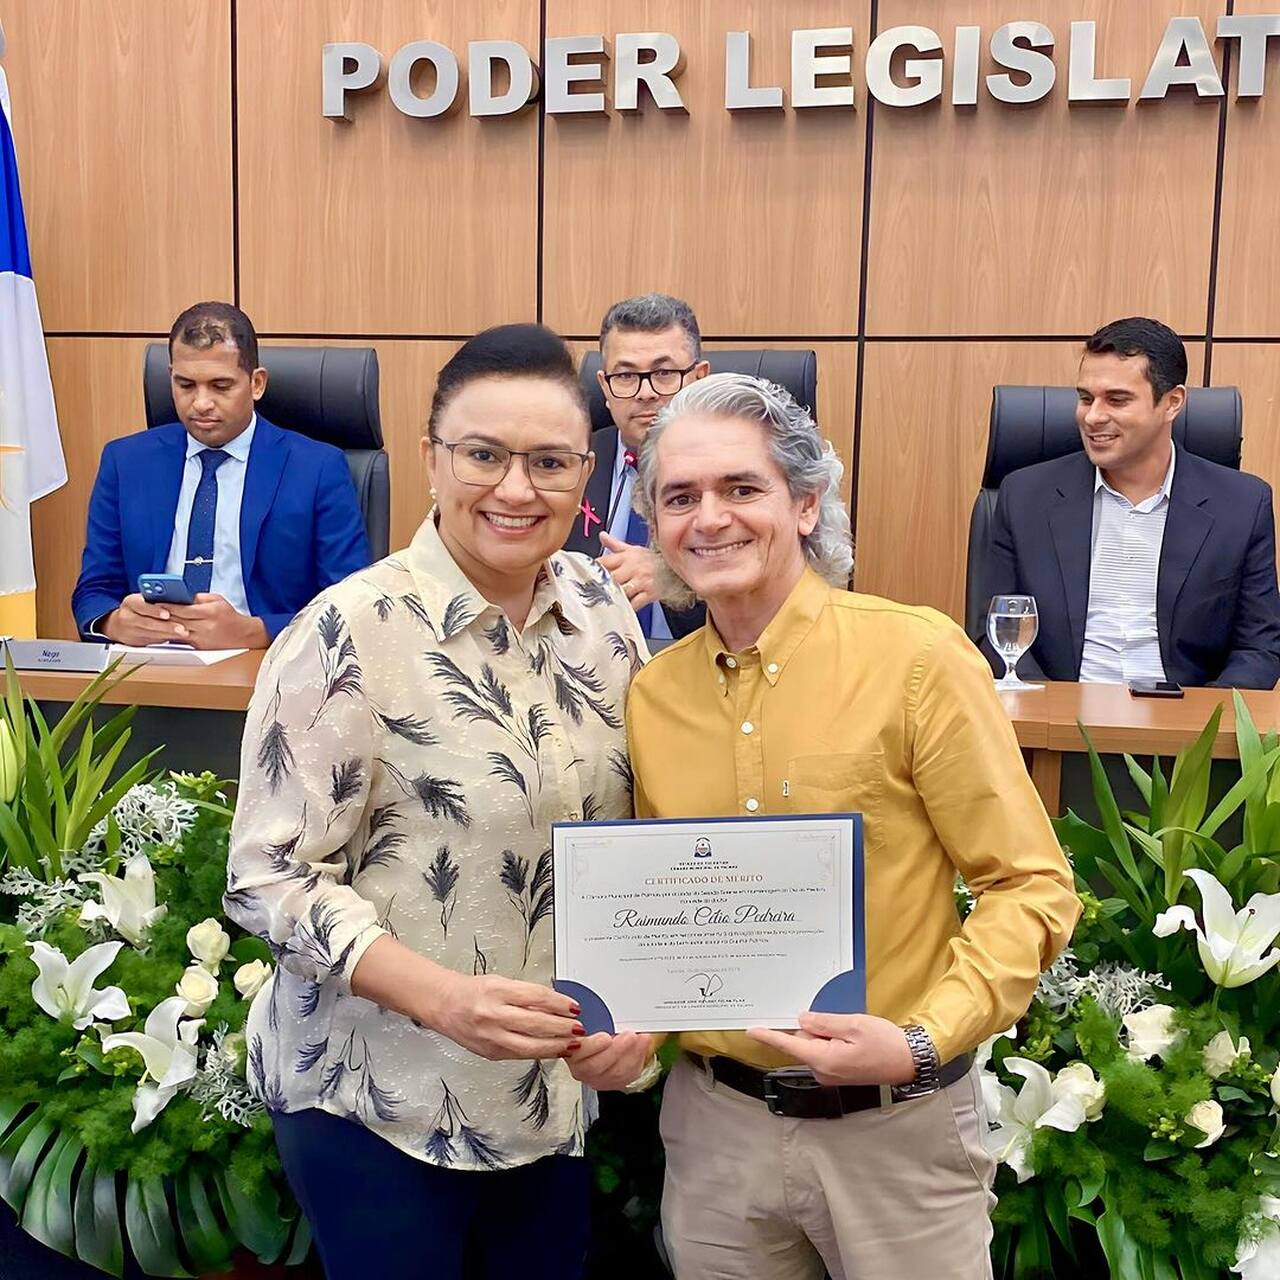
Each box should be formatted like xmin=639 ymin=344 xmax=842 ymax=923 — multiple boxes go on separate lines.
xmin=107 ymin=645 xmax=247 ymax=667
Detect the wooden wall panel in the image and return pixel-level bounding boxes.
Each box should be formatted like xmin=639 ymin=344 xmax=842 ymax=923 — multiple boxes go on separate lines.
xmin=569 ymin=340 xmax=858 ymax=500
xmin=1 ymin=3 xmax=233 ymax=331
xmin=33 ymin=339 xmax=152 ymax=639
xmin=856 ymin=340 xmax=1205 ymax=619
xmin=236 ymin=0 xmax=539 ymax=335
xmin=1211 ymin=345 xmax=1280 ymax=501
xmin=543 ymin=0 xmax=870 ymax=337
xmin=867 ymin=0 xmax=1222 ymax=337
xmin=1215 ymin=0 xmax=1280 ymax=338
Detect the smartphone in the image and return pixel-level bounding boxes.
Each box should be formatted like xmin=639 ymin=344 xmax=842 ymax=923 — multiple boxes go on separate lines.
xmin=1128 ymin=680 xmax=1184 ymax=699
xmin=137 ymin=573 xmax=195 ymax=606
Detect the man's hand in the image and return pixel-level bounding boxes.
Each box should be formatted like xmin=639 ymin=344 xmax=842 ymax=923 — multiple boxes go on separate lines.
xmin=565 ymin=1030 xmax=658 ymax=1091
xmin=101 ymin=594 xmax=188 ymax=646
xmin=163 ymin=594 xmax=270 ymax=649
xmin=746 ymin=1012 xmax=917 ymax=1087
xmin=598 ymin=532 xmax=660 ymax=609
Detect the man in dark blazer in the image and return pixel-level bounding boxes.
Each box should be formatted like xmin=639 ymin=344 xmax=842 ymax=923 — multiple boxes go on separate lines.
xmin=563 ymin=293 xmax=710 ymax=640
xmin=989 ymin=317 xmax=1280 ymax=689
xmin=72 ymin=302 xmax=371 ymax=648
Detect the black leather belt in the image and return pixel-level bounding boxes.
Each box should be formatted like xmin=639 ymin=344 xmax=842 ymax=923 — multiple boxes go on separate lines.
xmin=687 ymin=1051 xmax=974 ymax=1119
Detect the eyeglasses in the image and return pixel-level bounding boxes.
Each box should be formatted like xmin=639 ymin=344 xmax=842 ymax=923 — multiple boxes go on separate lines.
xmin=430 ymin=437 xmax=593 ymax=492
xmin=602 ymin=363 xmax=699 ymax=399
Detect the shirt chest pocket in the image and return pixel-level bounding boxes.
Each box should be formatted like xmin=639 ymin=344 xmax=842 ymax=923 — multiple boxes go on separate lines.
xmin=784 ymin=752 xmax=884 ymax=820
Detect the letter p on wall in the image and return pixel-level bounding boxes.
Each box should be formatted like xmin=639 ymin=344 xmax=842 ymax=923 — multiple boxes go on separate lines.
xmin=322 ymin=42 xmax=382 ymax=120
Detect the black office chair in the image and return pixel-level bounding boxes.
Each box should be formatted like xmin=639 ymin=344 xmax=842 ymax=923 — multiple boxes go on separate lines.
xmin=142 ymin=344 xmax=391 ymax=559
xmin=964 ymin=385 xmax=1243 ymax=641
xmin=579 ymin=348 xmax=819 ymax=429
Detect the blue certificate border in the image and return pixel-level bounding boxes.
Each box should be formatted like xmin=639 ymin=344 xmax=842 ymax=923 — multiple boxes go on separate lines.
xmin=551 ymin=812 xmax=866 ymax=1035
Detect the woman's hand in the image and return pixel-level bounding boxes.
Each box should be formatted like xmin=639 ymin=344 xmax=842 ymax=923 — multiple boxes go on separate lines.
xmin=565 ymin=1031 xmax=657 ymax=1090
xmin=431 ymin=972 xmax=585 ymax=1061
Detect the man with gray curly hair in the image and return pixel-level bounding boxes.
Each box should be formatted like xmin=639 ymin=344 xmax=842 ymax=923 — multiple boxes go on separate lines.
xmin=613 ymin=373 xmax=1078 ymax=1279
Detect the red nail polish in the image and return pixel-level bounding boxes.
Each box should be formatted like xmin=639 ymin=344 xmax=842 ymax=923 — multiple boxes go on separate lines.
xmin=572 ymin=1023 xmax=586 ymax=1037
xmin=569 ymin=1002 xmax=582 ymax=1017
xmin=563 ymin=1043 xmax=581 ymax=1055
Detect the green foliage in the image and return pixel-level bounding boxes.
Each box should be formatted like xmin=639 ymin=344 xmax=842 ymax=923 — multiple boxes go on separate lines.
xmin=991 ymin=694 xmax=1280 ymax=1278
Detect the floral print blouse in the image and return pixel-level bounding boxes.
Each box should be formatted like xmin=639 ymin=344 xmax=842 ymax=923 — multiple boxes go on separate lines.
xmin=224 ymin=516 xmax=646 ymax=1170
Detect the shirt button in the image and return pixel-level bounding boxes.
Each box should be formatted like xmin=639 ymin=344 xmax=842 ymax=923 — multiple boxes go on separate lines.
xmin=767 ymin=663 xmax=779 ymax=675
xmin=725 ymin=657 xmax=738 ymax=669
xmin=718 ymin=674 xmax=726 ymax=684
xmin=741 ymin=721 xmax=754 ymax=735
xmin=744 ymin=798 xmax=759 ymax=812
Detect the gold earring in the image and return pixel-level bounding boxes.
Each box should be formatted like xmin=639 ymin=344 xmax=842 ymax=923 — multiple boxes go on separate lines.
xmin=429 ymin=487 xmax=437 ymax=499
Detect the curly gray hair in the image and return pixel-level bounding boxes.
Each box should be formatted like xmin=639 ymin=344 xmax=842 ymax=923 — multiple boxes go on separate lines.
xmin=633 ymin=372 xmax=853 ymax=605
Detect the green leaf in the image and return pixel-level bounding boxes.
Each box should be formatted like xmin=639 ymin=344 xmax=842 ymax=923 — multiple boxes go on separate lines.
xmin=0 ymin=1110 xmax=55 ymax=1213
xmin=1164 ymin=706 xmax=1224 ymax=899
xmin=75 ymin=1039 xmax=110 ymax=1075
xmin=1052 ymin=809 xmax=1112 ymax=879
xmin=125 ymin=1175 xmax=190 ymax=1277
xmin=175 ymin=1167 xmax=234 ymax=1273
xmin=73 ymin=1162 xmax=124 ymax=1278
xmin=284 ymin=1212 xmax=312 ymax=1267
xmin=1042 ymin=1180 xmax=1076 ymax=1256
xmin=46 ymin=656 xmax=131 ymax=756
xmin=2 ymin=648 xmax=28 ymax=773
xmin=20 ymin=1129 xmax=80 ymax=1257
xmin=1199 ymin=746 xmax=1280 ymax=840
xmin=80 ymin=751 xmax=160 ymax=839
xmin=1217 ymin=1085 xmax=1256 ymax=1103
xmin=1143 ymin=1138 xmax=1179 ymax=1162
xmin=1082 ymin=725 xmax=1151 ymax=910
xmin=1150 ymin=755 xmax=1169 ymax=833
xmin=1125 ymin=753 xmax=1153 ymax=805
xmin=0 ymin=799 xmax=36 ymax=872
xmin=0 ymin=1097 xmax=25 ymax=1139
xmin=215 ymin=1169 xmax=289 ymax=1263
xmin=1097 ymin=1200 xmax=1141 ymax=1273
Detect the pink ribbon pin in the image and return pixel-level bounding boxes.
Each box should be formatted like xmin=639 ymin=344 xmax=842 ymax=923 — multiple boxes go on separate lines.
xmin=580 ymin=500 xmax=602 ymax=538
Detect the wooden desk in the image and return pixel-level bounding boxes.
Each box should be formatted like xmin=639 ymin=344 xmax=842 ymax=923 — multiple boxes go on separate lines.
xmin=1013 ymin=683 xmax=1280 ymax=814
xmin=15 ymin=651 xmax=266 ymax=713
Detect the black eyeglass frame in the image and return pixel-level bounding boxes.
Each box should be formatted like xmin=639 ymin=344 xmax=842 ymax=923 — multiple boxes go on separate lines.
xmin=601 ymin=362 xmax=700 ymax=399
xmin=429 ymin=436 xmax=594 ymax=491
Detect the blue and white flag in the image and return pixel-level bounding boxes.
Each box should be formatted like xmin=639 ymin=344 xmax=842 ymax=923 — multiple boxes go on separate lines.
xmin=0 ymin=62 xmax=66 ymax=638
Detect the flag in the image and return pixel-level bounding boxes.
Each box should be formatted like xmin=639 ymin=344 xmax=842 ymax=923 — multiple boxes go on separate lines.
xmin=0 ymin=62 xmax=66 ymax=638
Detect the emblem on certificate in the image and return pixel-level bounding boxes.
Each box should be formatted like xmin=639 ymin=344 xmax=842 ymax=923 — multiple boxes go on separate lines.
xmin=552 ymin=814 xmax=865 ymax=1034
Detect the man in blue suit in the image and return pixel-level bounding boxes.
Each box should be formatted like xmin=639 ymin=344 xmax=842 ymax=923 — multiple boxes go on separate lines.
xmin=72 ymin=302 xmax=371 ymax=648
xmin=989 ymin=317 xmax=1280 ymax=689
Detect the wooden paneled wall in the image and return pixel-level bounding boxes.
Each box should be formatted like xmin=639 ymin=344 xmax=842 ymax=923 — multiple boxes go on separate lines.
xmin=4 ymin=0 xmax=1280 ymax=636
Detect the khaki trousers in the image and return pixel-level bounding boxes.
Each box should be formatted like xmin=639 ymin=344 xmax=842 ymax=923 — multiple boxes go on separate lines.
xmin=659 ymin=1057 xmax=996 ymax=1280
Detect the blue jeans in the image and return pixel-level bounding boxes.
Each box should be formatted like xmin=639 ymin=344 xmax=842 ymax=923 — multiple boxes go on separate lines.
xmin=271 ymin=1108 xmax=590 ymax=1280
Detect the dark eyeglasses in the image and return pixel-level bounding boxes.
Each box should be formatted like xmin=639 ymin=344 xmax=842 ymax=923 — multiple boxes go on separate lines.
xmin=602 ymin=363 xmax=699 ymax=399
xmin=430 ymin=437 xmax=592 ymax=492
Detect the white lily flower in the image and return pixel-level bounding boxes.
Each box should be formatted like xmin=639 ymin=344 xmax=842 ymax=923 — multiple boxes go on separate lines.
xmin=175 ymin=964 xmax=219 ymax=1017
xmin=1123 ymin=1004 xmax=1184 ymax=1061
xmin=982 ymin=1057 xmax=1101 ymax=1183
xmin=1271 ymin=1064 xmax=1280 ymax=1110
xmin=1204 ymin=1031 xmax=1251 ymax=1079
xmin=1153 ymin=868 xmax=1280 ymax=988
xmin=974 ymin=1024 xmax=1018 ymax=1072
xmin=79 ymin=854 xmax=167 ymax=946
xmin=101 ymin=995 xmax=203 ymax=1132
xmin=28 ymin=940 xmax=130 ymax=1030
xmin=186 ymin=918 xmax=231 ymax=972
xmin=1185 ymin=1098 xmax=1226 ymax=1149
xmin=1233 ymin=1195 xmax=1280 ymax=1279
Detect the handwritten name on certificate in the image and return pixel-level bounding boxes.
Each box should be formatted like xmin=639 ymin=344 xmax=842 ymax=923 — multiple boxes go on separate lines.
xmin=552 ymin=815 xmax=864 ymax=1034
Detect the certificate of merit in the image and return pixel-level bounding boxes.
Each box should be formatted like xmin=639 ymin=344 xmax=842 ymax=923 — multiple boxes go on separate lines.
xmin=552 ymin=815 xmax=865 ymax=1034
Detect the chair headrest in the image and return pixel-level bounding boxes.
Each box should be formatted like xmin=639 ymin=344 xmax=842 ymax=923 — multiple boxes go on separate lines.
xmin=144 ymin=344 xmax=383 ymax=449
xmin=983 ymin=385 xmax=1242 ymax=488
xmin=580 ymin=348 xmax=818 ymax=433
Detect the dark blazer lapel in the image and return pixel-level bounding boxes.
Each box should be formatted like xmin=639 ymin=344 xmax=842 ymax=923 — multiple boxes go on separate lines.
xmin=1157 ymin=457 xmax=1213 ymax=647
xmin=239 ymin=418 xmax=288 ymax=584
xmin=1047 ymin=455 xmax=1095 ymax=673
xmin=568 ymin=426 xmax=618 ymax=553
xmin=150 ymin=427 xmax=189 ymax=568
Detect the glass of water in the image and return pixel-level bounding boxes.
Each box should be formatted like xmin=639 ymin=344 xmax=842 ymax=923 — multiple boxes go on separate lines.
xmin=987 ymin=595 xmax=1043 ymax=691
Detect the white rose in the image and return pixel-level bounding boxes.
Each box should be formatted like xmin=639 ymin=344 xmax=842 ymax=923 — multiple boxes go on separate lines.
xmin=1203 ymin=1030 xmax=1250 ymax=1080
xmin=175 ymin=963 xmax=219 ymax=1017
xmin=233 ymin=960 xmax=272 ymax=1000
xmin=1271 ymin=1064 xmax=1280 ymax=1110
xmin=1186 ymin=1099 xmax=1226 ymax=1149
xmin=1053 ymin=1062 xmax=1106 ymax=1122
xmin=1123 ymin=1004 xmax=1183 ymax=1061
xmin=219 ymin=1031 xmax=247 ymax=1074
xmin=186 ymin=918 xmax=231 ymax=971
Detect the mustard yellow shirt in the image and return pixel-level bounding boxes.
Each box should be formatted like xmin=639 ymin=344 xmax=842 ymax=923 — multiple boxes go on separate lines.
xmin=625 ymin=569 xmax=1080 ymax=1069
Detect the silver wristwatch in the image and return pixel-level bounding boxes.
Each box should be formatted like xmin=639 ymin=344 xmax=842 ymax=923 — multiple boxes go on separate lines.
xmin=891 ymin=1024 xmax=941 ymax=1100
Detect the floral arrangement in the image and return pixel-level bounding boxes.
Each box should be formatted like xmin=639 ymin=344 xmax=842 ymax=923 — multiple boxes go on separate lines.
xmin=0 ymin=658 xmax=306 ymax=1276
xmin=982 ymin=693 xmax=1280 ymax=1280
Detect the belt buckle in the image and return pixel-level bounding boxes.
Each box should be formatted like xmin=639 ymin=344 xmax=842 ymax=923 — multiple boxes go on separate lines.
xmin=763 ymin=1067 xmax=844 ymax=1119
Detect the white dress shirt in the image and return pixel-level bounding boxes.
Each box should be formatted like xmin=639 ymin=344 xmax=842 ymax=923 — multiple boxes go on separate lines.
xmin=164 ymin=413 xmax=255 ymax=614
xmin=1078 ymin=445 xmax=1176 ymax=684
xmin=607 ymin=442 xmax=671 ymax=640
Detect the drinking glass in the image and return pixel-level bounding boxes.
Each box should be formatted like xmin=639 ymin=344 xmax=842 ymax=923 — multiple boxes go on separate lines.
xmin=987 ymin=595 xmax=1043 ymax=691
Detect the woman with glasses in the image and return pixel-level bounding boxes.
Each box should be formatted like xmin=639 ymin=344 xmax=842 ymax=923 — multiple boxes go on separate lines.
xmin=225 ymin=325 xmax=655 ymax=1279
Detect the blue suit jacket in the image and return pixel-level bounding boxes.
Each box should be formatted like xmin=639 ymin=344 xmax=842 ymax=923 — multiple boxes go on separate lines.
xmin=989 ymin=449 xmax=1280 ymax=689
xmin=72 ymin=417 xmax=372 ymax=640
